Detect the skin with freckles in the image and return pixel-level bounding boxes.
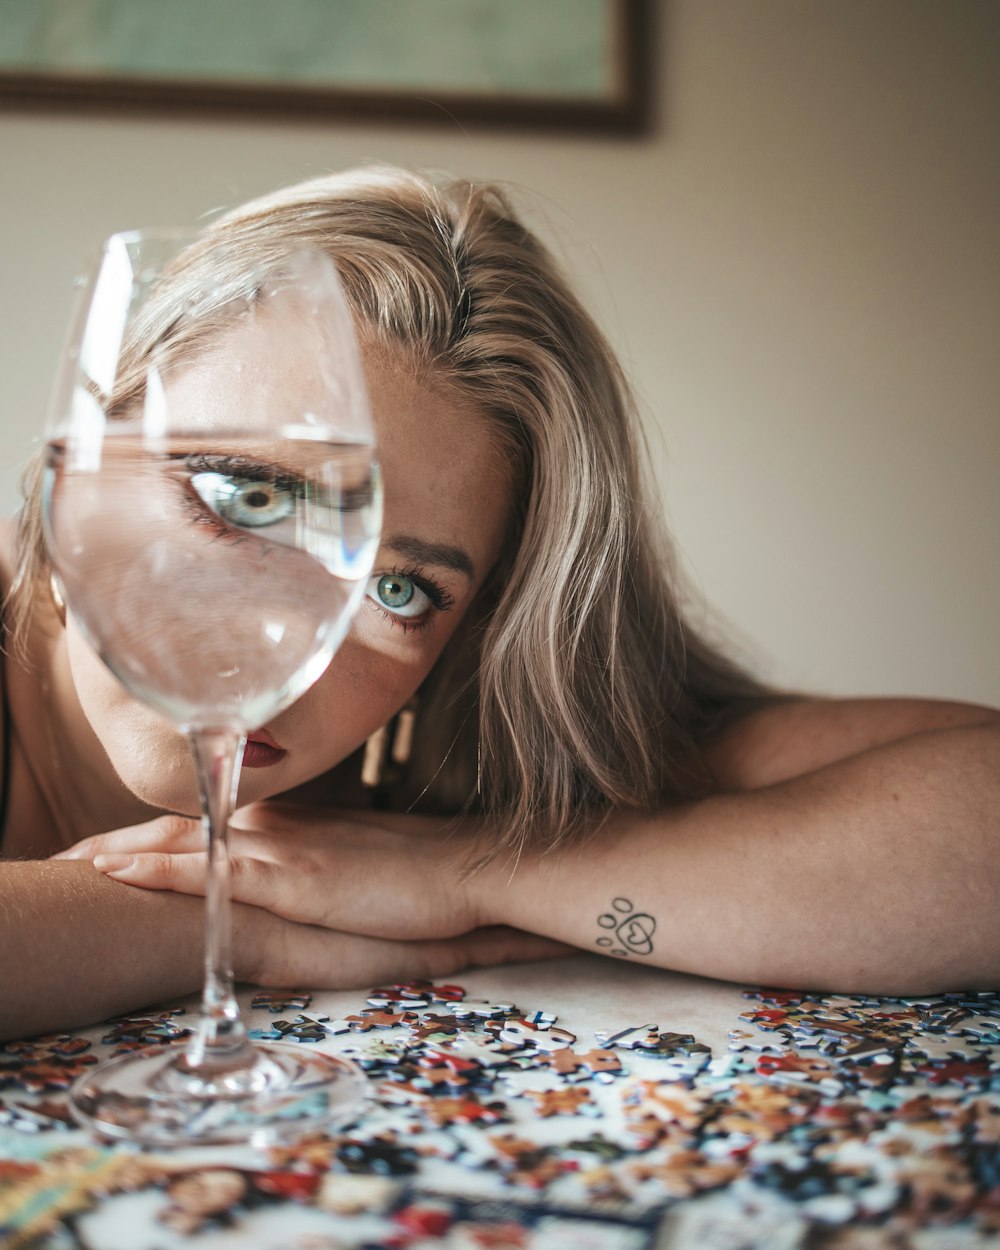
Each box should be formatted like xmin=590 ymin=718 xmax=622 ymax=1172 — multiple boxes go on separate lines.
xmin=9 ymin=348 xmax=513 ymax=849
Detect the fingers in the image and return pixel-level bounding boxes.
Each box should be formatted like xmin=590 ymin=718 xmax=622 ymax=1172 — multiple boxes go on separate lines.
xmin=92 ymin=850 xmax=209 ymax=894
xmin=93 ymin=849 xmax=324 ymax=937
xmin=50 ymin=814 xmax=203 ymax=861
xmin=92 ymin=847 xmax=576 ymax=976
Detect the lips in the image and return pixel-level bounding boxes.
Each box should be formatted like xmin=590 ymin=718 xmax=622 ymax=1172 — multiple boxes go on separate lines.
xmin=243 ymin=729 xmax=287 ymax=769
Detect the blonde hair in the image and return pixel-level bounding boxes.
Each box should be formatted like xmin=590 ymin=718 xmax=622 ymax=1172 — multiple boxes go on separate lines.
xmin=10 ymin=166 xmax=774 ymax=856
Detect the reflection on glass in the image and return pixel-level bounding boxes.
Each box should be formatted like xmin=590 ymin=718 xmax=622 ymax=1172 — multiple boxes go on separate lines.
xmin=43 ymin=230 xmax=380 ymax=1145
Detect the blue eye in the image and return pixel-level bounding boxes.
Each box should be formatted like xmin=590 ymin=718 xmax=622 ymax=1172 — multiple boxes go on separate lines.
xmin=377 ymin=574 xmax=414 ymax=608
xmin=364 ymin=567 xmax=455 ymax=632
xmin=190 ymin=471 xmax=297 ymax=529
xmin=370 ymin=572 xmax=429 ymax=619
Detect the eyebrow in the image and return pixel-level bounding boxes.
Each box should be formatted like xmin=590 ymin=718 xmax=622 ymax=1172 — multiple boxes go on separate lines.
xmin=383 ymin=533 xmax=476 ymax=580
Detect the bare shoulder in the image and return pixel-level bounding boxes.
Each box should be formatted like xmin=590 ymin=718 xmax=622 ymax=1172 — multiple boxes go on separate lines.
xmin=702 ymin=695 xmax=1000 ymax=791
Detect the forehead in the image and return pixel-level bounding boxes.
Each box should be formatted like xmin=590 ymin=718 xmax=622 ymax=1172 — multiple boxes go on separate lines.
xmin=364 ymin=349 xmax=515 ymax=583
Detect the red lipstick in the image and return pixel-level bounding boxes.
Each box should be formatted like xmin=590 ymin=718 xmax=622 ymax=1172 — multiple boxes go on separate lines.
xmin=243 ymin=729 xmax=287 ymax=769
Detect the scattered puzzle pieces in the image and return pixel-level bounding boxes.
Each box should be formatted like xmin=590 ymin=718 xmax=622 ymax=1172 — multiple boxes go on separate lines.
xmin=525 ymin=1086 xmax=597 ymax=1117
xmin=250 ymin=990 xmax=312 ymax=1014
xmin=2 ymin=979 xmax=999 ymax=1244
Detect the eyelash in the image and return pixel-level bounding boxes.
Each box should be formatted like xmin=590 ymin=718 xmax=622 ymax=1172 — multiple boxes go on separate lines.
xmin=178 ymin=454 xmax=299 ymax=542
xmin=174 ymin=460 xmax=454 ymax=635
xmin=369 ymin=565 xmax=455 ymax=634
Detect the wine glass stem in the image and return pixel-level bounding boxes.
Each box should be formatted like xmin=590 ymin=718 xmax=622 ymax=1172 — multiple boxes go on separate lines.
xmin=185 ymin=728 xmax=253 ymax=1072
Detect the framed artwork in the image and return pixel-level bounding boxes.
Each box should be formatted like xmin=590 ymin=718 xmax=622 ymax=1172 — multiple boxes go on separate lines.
xmin=0 ymin=0 xmax=651 ymax=133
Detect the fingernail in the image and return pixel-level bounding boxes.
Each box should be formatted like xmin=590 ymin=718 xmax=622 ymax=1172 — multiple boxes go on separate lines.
xmin=93 ymin=854 xmax=135 ymax=875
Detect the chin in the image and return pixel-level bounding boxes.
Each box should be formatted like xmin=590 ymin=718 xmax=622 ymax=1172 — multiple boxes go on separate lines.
xmin=131 ymin=775 xmax=202 ymax=819
xmin=117 ymin=751 xmax=289 ymax=817
xmin=108 ymin=742 xmax=202 ymax=817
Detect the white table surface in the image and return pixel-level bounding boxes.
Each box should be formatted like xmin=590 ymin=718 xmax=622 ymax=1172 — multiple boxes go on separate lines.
xmin=2 ymin=954 xmax=997 ymax=1250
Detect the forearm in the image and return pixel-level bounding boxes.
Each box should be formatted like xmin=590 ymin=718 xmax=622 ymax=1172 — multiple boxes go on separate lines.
xmin=0 ymin=859 xmax=567 ymax=1040
xmin=473 ymin=724 xmax=1000 ymax=994
xmin=0 ymin=861 xmax=235 ymax=1039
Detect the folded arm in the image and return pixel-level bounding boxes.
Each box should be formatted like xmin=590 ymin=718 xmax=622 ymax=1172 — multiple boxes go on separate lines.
xmin=72 ymin=697 xmax=1000 ymax=997
xmin=482 ymin=717 xmax=1000 ymax=993
xmin=0 ymin=858 xmax=567 ymax=1040
xmin=0 ymin=861 xmax=205 ymax=1039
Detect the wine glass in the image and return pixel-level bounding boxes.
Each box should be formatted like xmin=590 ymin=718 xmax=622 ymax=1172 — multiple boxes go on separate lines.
xmin=42 ymin=228 xmax=381 ymax=1145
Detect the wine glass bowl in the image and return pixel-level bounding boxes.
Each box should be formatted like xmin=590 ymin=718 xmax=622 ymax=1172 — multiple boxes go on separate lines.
xmin=42 ymin=229 xmax=381 ymax=1144
xmin=45 ymin=236 xmax=379 ymax=733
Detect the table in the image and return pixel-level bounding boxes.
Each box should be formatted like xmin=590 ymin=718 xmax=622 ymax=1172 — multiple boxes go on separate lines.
xmin=2 ymin=955 xmax=998 ymax=1248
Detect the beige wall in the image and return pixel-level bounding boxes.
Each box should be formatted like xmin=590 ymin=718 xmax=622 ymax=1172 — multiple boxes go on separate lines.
xmin=1 ymin=1 xmax=997 ymax=703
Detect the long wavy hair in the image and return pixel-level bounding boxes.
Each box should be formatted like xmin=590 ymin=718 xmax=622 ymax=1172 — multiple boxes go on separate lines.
xmin=9 ymin=166 xmax=775 ymax=857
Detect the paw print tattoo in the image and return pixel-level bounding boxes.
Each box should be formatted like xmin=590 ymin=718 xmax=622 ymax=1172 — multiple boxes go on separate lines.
xmin=595 ymin=897 xmax=656 ymax=958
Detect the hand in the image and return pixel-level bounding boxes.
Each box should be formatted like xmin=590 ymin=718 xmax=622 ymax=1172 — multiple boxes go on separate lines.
xmin=55 ymin=804 xmax=497 ymax=942
xmin=53 ymin=809 xmax=570 ymax=993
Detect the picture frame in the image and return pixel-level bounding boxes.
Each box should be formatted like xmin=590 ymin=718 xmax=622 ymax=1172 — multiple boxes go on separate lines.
xmin=0 ymin=0 xmax=651 ymax=134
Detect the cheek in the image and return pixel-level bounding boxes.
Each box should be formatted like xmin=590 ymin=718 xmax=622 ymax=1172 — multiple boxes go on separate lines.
xmin=337 ymin=599 xmax=476 ymax=728
xmin=277 ymin=588 xmax=475 ymax=760
xmin=65 ymin=622 xmax=136 ymax=737
xmin=65 ymin=623 xmax=196 ymax=810
xmin=285 ymin=634 xmax=431 ymax=755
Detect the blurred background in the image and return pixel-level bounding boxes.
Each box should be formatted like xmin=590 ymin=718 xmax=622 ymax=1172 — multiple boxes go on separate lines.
xmin=1 ymin=0 xmax=997 ymax=703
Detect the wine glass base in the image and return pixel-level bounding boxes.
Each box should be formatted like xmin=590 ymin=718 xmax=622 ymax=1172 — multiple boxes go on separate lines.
xmin=69 ymin=1041 xmax=367 ymax=1147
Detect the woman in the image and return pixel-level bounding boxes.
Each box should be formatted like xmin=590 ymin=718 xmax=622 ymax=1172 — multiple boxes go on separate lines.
xmin=2 ymin=167 xmax=997 ymax=1040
